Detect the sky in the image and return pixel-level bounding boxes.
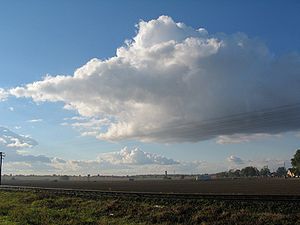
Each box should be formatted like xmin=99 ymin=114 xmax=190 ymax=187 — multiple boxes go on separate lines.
xmin=0 ymin=0 xmax=300 ymax=175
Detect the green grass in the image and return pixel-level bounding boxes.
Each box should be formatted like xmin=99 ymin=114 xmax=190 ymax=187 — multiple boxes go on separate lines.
xmin=0 ymin=190 xmax=299 ymax=225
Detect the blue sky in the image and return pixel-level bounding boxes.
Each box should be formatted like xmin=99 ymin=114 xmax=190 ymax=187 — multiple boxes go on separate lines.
xmin=0 ymin=1 xmax=300 ymax=175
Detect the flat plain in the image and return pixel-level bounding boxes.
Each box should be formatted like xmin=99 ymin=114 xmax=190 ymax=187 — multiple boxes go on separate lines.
xmin=2 ymin=178 xmax=300 ymax=195
xmin=1 ymin=178 xmax=300 ymax=224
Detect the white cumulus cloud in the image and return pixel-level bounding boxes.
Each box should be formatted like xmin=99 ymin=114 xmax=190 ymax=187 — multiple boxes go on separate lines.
xmin=9 ymin=15 xmax=300 ymax=143
xmin=97 ymin=147 xmax=179 ymax=165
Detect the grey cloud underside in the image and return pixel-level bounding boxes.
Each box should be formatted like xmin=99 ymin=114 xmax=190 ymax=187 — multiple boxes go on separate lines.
xmin=5 ymin=150 xmax=51 ymax=163
xmin=9 ymin=16 xmax=300 ymax=143
xmin=142 ymin=103 xmax=300 ymax=142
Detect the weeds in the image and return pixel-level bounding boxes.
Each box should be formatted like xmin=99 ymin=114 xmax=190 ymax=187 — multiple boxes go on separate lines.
xmin=0 ymin=190 xmax=299 ymax=225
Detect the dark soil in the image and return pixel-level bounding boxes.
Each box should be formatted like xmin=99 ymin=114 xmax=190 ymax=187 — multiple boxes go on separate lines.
xmin=3 ymin=178 xmax=300 ymax=195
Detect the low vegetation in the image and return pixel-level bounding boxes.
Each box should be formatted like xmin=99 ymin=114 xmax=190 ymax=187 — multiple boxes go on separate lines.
xmin=216 ymin=166 xmax=286 ymax=178
xmin=217 ymin=149 xmax=300 ymax=178
xmin=0 ymin=190 xmax=300 ymax=225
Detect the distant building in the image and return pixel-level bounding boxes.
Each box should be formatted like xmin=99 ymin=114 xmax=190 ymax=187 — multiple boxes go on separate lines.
xmin=195 ymin=174 xmax=211 ymax=181
xmin=163 ymin=170 xmax=171 ymax=179
xmin=287 ymin=169 xmax=298 ymax=178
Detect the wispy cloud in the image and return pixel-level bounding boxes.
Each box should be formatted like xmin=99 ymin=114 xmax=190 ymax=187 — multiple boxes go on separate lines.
xmin=216 ymin=133 xmax=281 ymax=144
xmin=27 ymin=119 xmax=43 ymax=123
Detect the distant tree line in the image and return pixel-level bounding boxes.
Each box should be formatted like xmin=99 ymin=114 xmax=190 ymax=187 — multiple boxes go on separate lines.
xmin=216 ymin=166 xmax=287 ymax=178
xmin=217 ymin=149 xmax=300 ymax=178
xmin=290 ymin=149 xmax=300 ymax=176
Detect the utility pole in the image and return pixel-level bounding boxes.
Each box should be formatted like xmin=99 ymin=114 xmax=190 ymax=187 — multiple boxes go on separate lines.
xmin=0 ymin=152 xmax=5 ymax=185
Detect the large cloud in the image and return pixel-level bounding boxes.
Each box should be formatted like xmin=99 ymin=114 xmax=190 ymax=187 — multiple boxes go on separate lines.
xmin=10 ymin=16 xmax=300 ymax=143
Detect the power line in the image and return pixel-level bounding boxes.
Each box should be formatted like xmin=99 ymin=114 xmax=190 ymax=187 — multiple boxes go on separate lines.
xmin=142 ymin=102 xmax=300 ymax=141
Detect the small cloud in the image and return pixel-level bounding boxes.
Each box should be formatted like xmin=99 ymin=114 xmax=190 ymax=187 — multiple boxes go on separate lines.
xmin=62 ymin=117 xmax=111 ymax=137
xmin=16 ymin=149 xmax=31 ymax=155
xmin=63 ymin=104 xmax=76 ymax=111
xmin=27 ymin=119 xmax=43 ymax=123
xmin=64 ymin=116 xmax=87 ymax=121
xmin=0 ymin=137 xmax=7 ymax=144
xmin=0 ymin=88 xmax=8 ymax=101
xmin=227 ymin=155 xmax=244 ymax=165
xmin=0 ymin=127 xmax=38 ymax=150
xmin=8 ymin=107 xmax=14 ymax=111
xmin=6 ymin=138 xmax=33 ymax=148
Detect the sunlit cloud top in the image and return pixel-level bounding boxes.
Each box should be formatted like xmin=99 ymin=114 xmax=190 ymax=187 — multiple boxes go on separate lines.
xmin=7 ymin=16 xmax=300 ymax=144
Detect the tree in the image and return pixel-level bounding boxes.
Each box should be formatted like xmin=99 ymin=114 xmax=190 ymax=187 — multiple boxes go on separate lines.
xmin=241 ymin=166 xmax=259 ymax=177
xmin=276 ymin=167 xmax=287 ymax=177
xmin=291 ymin=149 xmax=300 ymax=175
xmin=227 ymin=169 xmax=241 ymax=177
xmin=233 ymin=169 xmax=241 ymax=177
xmin=260 ymin=166 xmax=271 ymax=177
xmin=216 ymin=171 xmax=228 ymax=178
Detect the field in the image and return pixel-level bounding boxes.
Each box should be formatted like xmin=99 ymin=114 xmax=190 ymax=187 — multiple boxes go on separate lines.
xmin=2 ymin=177 xmax=300 ymax=195
xmin=1 ymin=178 xmax=300 ymax=224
